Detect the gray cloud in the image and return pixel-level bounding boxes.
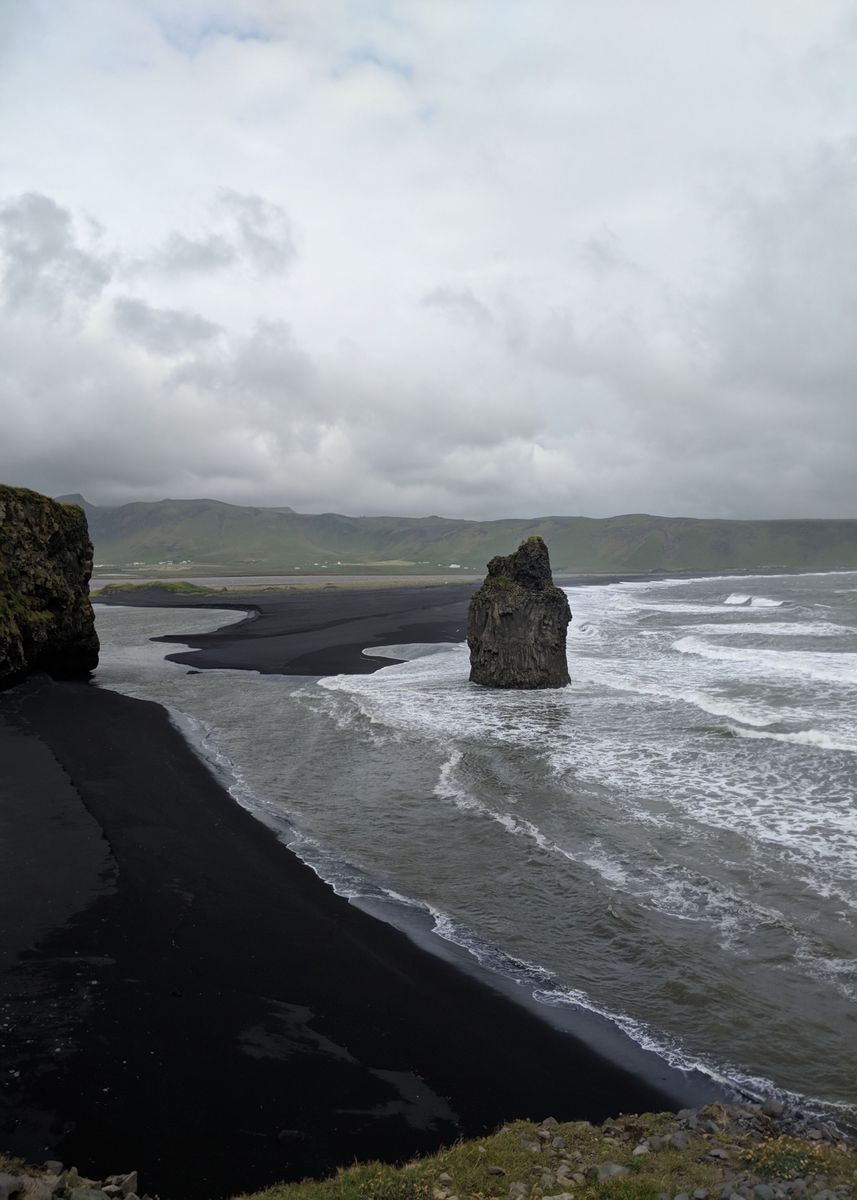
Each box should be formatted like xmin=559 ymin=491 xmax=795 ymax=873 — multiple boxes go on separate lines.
xmin=580 ymin=229 xmax=640 ymax=277
xmin=708 ymin=141 xmax=857 ymax=398
xmin=1 ymin=3 xmax=856 ymax=519
xmin=0 ymin=193 xmax=111 ymax=312
xmin=421 ymin=286 xmax=493 ymax=327
xmin=131 ymin=192 xmax=295 ymax=279
xmin=113 ymin=296 xmax=223 ymax=356
xmin=144 ymin=231 xmax=237 ymax=276
xmin=227 ymin=320 xmax=316 ymax=406
xmin=217 ymin=190 xmax=296 ymax=275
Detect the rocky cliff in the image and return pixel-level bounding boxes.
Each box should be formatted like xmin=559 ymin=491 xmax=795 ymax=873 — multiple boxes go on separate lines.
xmin=467 ymin=536 xmax=571 ymax=688
xmin=0 ymin=485 xmax=99 ymax=685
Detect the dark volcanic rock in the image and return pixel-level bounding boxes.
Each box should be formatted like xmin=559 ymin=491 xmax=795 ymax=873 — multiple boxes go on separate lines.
xmin=467 ymin=536 xmax=571 ymax=688
xmin=0 ymin=485 xmax=99 ymax=685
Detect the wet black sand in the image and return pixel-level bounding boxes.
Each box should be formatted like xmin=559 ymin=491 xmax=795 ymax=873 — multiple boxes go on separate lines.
xmin=106 ymin=581 xmax=478 ymax=675
xmin=1 ymin=585 xmax=721 ymax=1200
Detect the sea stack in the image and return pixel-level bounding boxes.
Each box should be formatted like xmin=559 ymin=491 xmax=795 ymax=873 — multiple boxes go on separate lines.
xmin=0 ymin=484 xmax=99 ymax=686
xmin=467 ymin=536 xmax=571 ymax=688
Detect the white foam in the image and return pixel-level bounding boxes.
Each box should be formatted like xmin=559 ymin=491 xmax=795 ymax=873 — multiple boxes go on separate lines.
xmin=793 ymin=936 xmax=857 ymax=1003
xmin=320 ymin=592 xmax=857 ymax=911
xmin=546 ymin=686 xmax=857 ymax=913
xmin=320 ymin=610 xmax=857 ymax=914
xmin=436 ymin=747 xmax=831 ymax=949
xmin=423 ymin=899 xmax=784 ymax=1101
xmin=569 ymin=620 xmax=600 ymax=638
xmin=319 ymin=645 xmax=572 ymax=751
xmin=434 ymin=751 xmax=634 ymax=888
xmin=592 ymin=670 xmax=782 ymax=727
xmin=532 ymin=983 xmax=856 ymax=1120
xmin=362 ymin=642 xmax=461 ymax=662
xmin=604 ymin=568 xmax=856 ymax=590
xmin=422 ymin=897 xmax=844 ymax=1116
xmin=381 ymin=886 xmax=432 ymax=911
xmin=681 ymin=622 xmax=845 ymax=638
xmin=639 ymin=602 xmax=753 ymax=615
xmin=724 ymin=593 xmax=783 ymax=607
xmin=730 ymin=726 xmax=857 ymax=754
xmin=439 ymin=755 xmax=588 ymax=865
xmin=673 ymin=636 xmax=857 ymax=685
xmin=530 ymin=986 xmax=781 ymax=1101
xmin=429 ymin=906 xmax=555 ymax=986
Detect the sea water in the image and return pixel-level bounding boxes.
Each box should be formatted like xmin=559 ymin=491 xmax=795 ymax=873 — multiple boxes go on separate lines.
xmin=92 ymin=570 xmax=857 ymax=1123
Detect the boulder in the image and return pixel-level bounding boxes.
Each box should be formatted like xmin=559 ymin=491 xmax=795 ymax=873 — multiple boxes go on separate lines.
xmin=467 ymin=536 xmax=571 ymax=688
xmin=0 ymin=485 xmax=99 ymax=686
xmin=0 ymin=1174 xmax=23 ymax=1200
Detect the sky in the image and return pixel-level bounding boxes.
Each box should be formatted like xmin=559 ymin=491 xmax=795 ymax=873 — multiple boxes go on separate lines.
xmin=1 ymin=1 xmax=856 ymax=519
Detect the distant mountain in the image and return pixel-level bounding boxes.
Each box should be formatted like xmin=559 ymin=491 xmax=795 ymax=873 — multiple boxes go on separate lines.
xmin=58 ymin=495 xmax=857 ymax=575
xmin=56 ymin=493 xmax=94 ymax=510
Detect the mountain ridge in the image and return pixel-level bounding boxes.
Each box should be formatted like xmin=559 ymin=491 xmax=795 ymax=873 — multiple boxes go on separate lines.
xmin=53 ymin=495 xmax=857 ymax=575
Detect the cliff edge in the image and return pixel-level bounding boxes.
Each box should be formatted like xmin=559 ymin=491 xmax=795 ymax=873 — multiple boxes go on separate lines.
xmin=0 ymin=485 xmax=99 ymax=686
xmin=468 ymin=536 xmax=571 ymax=688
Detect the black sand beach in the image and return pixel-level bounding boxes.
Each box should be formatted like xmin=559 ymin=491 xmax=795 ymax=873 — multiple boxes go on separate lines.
xmin=1 ymin=585 xmax=722 ymax=1200
xmin=119 ymin=581 xmax=478 ymax=676
xmin=95 ymin=575 xmax=644 ymax=674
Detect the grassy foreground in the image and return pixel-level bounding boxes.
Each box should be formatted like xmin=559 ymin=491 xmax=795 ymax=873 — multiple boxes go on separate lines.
xmin=1 ymin=1105 xmax=854 ymax=1200
xmin=235 ymin=1108 xmax=856 ymax=1200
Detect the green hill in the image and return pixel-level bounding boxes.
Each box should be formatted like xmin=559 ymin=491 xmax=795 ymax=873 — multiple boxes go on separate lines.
xmin=54 ymin=496 xmax=857 ymax=576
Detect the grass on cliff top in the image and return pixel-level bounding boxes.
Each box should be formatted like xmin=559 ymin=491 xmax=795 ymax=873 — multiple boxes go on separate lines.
xmin=1 ymin=1112 xmax=854 ymax=1200
xmin=232 ymin=1114 xmax=857 ymax=1200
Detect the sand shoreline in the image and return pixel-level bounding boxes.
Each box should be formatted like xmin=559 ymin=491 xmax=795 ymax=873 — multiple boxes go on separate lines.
xmin=1 ymin=585 xmax=724 ymax=1200
xmin=91 ymin=575 xmax=659 ymax=675
xmin=98 ymin=581 xmax=477 ymax=675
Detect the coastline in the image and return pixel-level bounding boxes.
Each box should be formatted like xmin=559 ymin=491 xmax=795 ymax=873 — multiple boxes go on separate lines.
xmin=96 ymin=581 xmax=477 ymax=675
xmin=1 ymin=583 xmax=729 ymax=1200
xmin=91 ymin=571 xmax=695 ymax=676
xmin=93 ymin=565 xmax=856 ymax=676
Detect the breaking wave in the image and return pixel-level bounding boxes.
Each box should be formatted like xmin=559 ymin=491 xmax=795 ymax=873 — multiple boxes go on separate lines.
xmin=673 ymin=636 xmax=857 ymax=685
xmin=724 ymin=593 xmax=784 ymax=607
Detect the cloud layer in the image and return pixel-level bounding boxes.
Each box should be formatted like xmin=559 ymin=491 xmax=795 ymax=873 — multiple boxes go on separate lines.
xmin=1 ymin=1 xmax=856 ymax=517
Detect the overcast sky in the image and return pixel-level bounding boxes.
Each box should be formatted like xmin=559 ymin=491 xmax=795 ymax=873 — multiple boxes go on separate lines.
xmin=1 ymin=1 xmax=856 ymax=518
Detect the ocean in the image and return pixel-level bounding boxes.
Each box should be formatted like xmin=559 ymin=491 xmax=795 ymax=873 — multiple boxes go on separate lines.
xmin=92 ymin=570 xmax=857 ymax=1124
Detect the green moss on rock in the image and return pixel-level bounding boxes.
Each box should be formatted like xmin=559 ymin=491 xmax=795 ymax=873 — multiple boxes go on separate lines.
xmin=0 ymin=484 xmax=99 ymax=686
